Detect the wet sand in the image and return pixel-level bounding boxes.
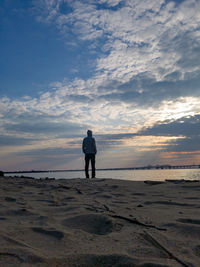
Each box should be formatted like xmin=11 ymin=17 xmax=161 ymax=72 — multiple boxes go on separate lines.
xmin=0 ymin=176 xmax=200 ymax=266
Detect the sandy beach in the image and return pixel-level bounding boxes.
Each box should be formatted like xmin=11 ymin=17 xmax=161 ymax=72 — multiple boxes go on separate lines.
xmin=0 ymin=176 xmax=200 ymax=266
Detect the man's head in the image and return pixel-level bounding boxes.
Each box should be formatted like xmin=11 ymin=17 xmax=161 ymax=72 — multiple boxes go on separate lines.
xmin=87 ymin=130 xmax=92 ymax=137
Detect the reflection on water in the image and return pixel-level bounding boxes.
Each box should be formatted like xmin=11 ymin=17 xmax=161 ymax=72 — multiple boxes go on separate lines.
xmin=6 ymin=168 xmax=200 ymax=181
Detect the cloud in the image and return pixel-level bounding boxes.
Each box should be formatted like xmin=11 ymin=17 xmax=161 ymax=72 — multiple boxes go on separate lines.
xmin=96 ymin=71 xmax=200 ymax=107
xmin=17 ymin=146 xmax=81 ymax=157
xmin=31 ymin=0 xmax=200 ymax=110
xmin=0 ymin=135 xmax=36 ymax=146
xmin=167 ymin=136 xmax=200 ymax=152
xmin=141 ymin=114 xmax=200 ymax=136
xmin=140 ymin=114 xmax=200 ymax=152
xmin=96 ymin=133 xmax=137 ymax=140
xmin=1 ymin=112 xmax=85 ymax=141
xmin=4 ymin=119 xmax=84 ymax=136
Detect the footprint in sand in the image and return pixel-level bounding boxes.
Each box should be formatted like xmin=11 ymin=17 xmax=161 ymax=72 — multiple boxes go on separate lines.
xmin=6 ymin=208 xmax=35 ymax=216
xmin=177 ymin=218 xmax=200 ymax=225
xmin=0 ymin=249 xmax=44 ymax=265
xmin=32 ymin=227 xmax=64 ymax=240
xmin=112 ymin=193 xmax=125 ymax=197
xmin=112 ymin=200 xmax=129 ymax=204
xmin=96 ymin=194 xmax=113 ymax=199
xmin=193 ymin=245 xmax=200 ymax=257
xmin=144 ymin=201 xmax=194 ymax=207
xmin=164 ymin=222 xmax=200 ymax=239
xmin=49 ymin=254 xmax=136 ymax=266
xmin=62 ymin=214 xmax=122 ymax=235
xmin=5 ymin=197 xmax=16 ymax=202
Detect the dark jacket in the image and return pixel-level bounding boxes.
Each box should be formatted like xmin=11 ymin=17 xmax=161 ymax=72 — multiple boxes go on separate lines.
xmin=82 ymin=132 xmax=97 ymax=154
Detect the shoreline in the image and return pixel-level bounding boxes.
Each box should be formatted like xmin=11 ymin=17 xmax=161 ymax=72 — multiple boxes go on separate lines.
xmin=4 ymin=174 xmax=200 ymax=182
xmin=4 ymin=168 xmax=200 ymax=182
xmin=0 ymin=176 xmax=200 ymax=266
xmin=4 ymin=174 xmax=200 ymax=184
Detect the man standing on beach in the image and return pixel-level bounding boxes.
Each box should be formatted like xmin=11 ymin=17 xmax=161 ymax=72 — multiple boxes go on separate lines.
xmin=82 ymin=130 xmax=97 ymax=178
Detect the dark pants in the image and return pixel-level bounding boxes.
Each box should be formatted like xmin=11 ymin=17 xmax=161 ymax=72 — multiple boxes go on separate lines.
xmin=85 ymin=153 xmax=96 ymax=178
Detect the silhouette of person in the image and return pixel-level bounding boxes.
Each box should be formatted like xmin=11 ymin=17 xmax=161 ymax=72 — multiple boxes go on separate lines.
xmin=82 ymin=130 xmax=97 ymax=178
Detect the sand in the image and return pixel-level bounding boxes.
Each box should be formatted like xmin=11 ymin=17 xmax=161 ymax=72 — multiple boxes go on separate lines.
xmin=0 ymin=176 xmax=200 ymax=267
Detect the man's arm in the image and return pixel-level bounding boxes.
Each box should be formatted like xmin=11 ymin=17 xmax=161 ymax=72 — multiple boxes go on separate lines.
xmin=82 ymin=138 xmax=85 ymax=154
xmin=93 ymin=138 xmax=97 ymax=154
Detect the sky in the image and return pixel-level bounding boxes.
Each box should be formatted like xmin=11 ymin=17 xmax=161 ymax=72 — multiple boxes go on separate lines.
xmin=0 ymin=0 xmax=200 ymax=172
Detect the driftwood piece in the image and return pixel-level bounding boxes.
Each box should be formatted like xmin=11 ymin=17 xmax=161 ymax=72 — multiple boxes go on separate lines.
xmin=2 ymin=233 xmax=47 ymax=256
xmin=93 ymin=200 xmax=115 ymax=213
xmin=103 ymin=204 xmax=110 ymax=211
xmin=75 ymin=187 xmax=83 ymax=194
xmin=57 ymin=184 xmax=71 ymax=190
xmin=93 ymin=200 xmax=165 ymax=230
xmin=110 ymin=215 xmax=166 ymax=231
xmin=2 ymin=234 xmax=31 ymax=248
xmin=50 ymin=185 xmax=71 ymax=191
xmin=142 ymin=230 xmax=189 ymax=267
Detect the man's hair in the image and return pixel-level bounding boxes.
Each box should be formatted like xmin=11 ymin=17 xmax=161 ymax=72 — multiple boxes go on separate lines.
xmin=87 ymin=130 xmax=92 ymax=136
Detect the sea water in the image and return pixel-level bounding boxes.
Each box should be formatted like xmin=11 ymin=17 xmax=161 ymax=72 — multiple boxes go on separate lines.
xmin=6 ymin=168 xmax=200 ymax=181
